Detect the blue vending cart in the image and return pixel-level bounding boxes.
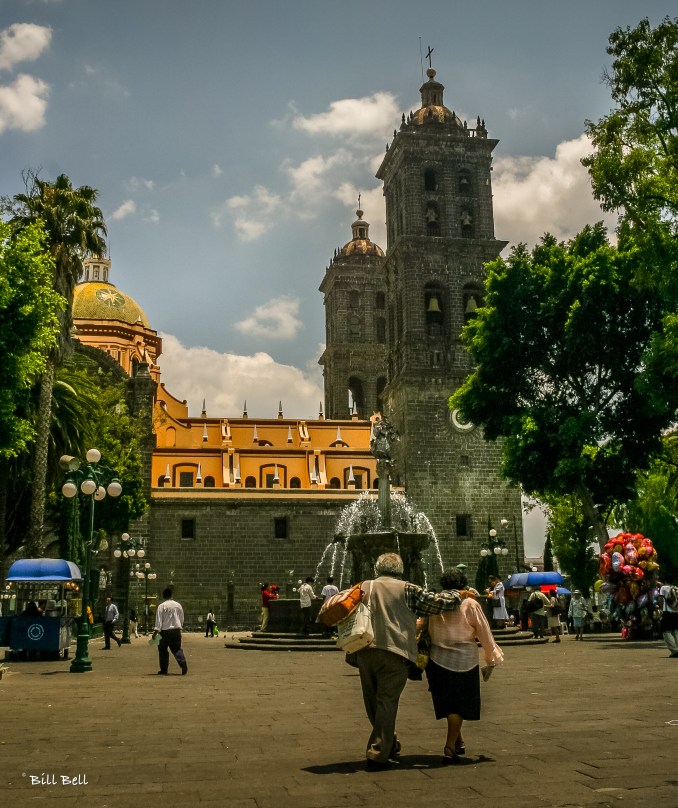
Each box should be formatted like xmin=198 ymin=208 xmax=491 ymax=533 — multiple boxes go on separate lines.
xmin=1 ymin=559 xmax=82 ymax=660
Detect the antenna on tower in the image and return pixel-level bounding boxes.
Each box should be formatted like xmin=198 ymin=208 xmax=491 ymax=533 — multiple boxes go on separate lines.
xmin=419 ymin=37 xmax=424 ymax=82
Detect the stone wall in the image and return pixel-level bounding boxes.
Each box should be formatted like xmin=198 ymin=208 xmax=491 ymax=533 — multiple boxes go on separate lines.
xmin=146 ymin=493 xmax=355 ymax=630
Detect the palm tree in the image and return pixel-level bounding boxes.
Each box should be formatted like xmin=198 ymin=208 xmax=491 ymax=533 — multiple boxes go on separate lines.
xmin=0 ymin=359 xmax=101 ymax=560
xmin=7 ymin=172 xmax=107 ymax=556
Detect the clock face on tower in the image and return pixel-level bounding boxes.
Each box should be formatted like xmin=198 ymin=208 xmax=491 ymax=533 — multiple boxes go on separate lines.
xmin=96 ymin=288 xmax=125 ymax=308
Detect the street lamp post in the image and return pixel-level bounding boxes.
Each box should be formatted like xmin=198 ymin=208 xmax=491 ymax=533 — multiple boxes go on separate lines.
xmin=479 ymin=526 xmax=510 ymax=560
xmin=130 ymin=562 xmax=157 ymax=634
xmin=61 ymin=449 xmax=122 ymax=673
xmin=113 ymin=533 xmax=146 ymax=644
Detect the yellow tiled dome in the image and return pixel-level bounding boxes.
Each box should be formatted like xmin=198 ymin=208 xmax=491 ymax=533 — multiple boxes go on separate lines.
xmin=73 ymin=282 xmax=150 ymax=328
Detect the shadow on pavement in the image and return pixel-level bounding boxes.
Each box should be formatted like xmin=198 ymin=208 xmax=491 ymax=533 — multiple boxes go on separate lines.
xmin=302 ymin=753 xmax=495 ymax=774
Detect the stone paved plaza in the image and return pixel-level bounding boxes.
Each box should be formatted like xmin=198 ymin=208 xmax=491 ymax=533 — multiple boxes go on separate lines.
xmin=1 ymin=630 xmax=677 ymax=808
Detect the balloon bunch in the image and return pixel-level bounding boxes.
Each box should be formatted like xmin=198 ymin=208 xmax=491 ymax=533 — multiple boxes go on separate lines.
xmin=594 ymin=532 xmax=660 ymax=633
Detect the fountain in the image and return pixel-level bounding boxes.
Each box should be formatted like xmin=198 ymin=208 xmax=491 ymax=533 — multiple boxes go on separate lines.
xmin=265 ymin=417 xmax=439 ymax=634
xmin=329 ymin=417 xmax=440 ymax=587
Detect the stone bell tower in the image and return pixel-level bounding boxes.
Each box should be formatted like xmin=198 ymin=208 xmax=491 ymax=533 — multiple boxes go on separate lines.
xmin=319 ymin=208 xmax=387 ymax=419
xmin=375 ymin=66 xmax=524 ymax=568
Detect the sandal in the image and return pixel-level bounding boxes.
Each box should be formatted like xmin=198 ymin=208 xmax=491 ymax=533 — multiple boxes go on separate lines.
xmin=454 ymin=740 xmax=466 ymax=755
xmin=442 ymin=745 xmax=460 ymax=765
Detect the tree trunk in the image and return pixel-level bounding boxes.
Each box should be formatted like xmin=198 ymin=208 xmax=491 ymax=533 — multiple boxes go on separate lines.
xmin=27 ymin=360 xmax=55 ymax=557
xmin=576 ymin=482 xmax=609 ymax=551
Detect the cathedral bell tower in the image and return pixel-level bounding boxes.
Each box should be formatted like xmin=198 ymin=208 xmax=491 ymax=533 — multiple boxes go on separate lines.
xmin=375 ymin=66 xmax=524 ymax=567
xmin=319 ymin=208 xmax=387 ymax=419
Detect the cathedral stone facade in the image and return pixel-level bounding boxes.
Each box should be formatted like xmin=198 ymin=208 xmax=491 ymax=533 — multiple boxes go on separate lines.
xmin=320 ymin=68 xmax=524 ymax=566
xmin=71 ymin=66 xmax=525 ymax=628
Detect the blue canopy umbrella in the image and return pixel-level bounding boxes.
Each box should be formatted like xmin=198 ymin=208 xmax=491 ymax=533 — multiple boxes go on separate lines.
xmin=6 ymin=558 xmax=82 ymax=582
xmin=503 ymin=571 xmax=563 ymax=588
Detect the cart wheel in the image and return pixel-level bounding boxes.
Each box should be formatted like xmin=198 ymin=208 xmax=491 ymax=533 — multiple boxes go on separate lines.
xmin=63 ymin=649 xmax=69 ymax=659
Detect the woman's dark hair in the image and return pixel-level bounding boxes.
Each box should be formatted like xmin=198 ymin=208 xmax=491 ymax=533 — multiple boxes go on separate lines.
xmin=261 ymin=583 xmax=269 ymax=591
xmin=440 ymin=570 xmax=467 ymax=590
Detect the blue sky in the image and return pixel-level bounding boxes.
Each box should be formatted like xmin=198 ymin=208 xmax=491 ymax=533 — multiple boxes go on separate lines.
xmin=1 ymin=1 xmax=675 ymax=551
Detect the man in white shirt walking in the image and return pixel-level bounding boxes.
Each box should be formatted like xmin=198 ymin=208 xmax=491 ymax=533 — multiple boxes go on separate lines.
xmin=152 ymin=587 xmax=188 ymax=675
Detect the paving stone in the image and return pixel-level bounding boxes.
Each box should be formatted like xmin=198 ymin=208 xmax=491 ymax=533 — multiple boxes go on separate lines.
xmin=1 ymin=632 xmax=677 ymax=807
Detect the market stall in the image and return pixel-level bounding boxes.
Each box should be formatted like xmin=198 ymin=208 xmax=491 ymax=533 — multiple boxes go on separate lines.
xmin=1 ymin=559 xmax=82 ymax=660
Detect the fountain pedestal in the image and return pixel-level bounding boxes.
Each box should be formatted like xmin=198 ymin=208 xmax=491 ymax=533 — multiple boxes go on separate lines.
xmin=339 ymin=530 xmax=430 ymax=587
xmin=266 ymin=598 xmax=322 ymax=634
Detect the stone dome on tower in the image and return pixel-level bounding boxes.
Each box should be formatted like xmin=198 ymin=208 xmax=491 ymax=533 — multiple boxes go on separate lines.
xmin=410 ymin=68 xmax=465 ymax=129
xmin=336 ymin=209 xmax=384 ymax=259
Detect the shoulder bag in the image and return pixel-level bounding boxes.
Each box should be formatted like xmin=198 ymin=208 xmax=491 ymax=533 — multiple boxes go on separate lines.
xmin=318 ymin=581 xmax=364 ymax=627
xmin=336 ymin=581 xmax=374 ymax=653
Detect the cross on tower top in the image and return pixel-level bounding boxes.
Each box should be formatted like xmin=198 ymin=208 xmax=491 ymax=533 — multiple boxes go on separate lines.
xmin=426 ymin=46 xmax=434 ymax=69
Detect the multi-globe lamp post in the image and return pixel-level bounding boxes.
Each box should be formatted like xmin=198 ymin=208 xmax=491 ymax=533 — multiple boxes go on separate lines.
xmin=132 ymin=562 xmax=157 ymax=634
xmin=61 ymin=448 xmax=122 ymax=673
xmin=113 ymin=533 xmax=147 ymax=643
xmin=479 ymin=525 xmax=510 ymax=559
xmin=479 ymin=521 xmax=510 ymax=584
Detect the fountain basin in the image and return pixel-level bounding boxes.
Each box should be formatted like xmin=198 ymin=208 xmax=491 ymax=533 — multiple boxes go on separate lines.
xmin=336 ymin=530 xmax=430 ymax=586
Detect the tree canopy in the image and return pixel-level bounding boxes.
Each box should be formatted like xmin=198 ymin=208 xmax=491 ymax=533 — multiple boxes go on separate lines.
xmin=450 ymin=224 xmax=674 ymax=545
xmin=583 ymin=16 xmax=678 ymax=239
xmin=612 ymin=430 xmax=678 ymax=582
xmin=0 ymin=220 xmax=63 ymax=458
xmin=541 ymin=494 xmax=600 ymax=597
xmin=2 ymin=171 xmax=107 ymax=555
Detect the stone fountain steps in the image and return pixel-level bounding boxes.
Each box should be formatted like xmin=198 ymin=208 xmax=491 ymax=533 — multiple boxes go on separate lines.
xmin=225 ymin=626 xmax=548 ymax=652
xmin=492 ymin=627 xmax=549 ymax=646
xmin=224 ymin=632 xmax=342 ymax=652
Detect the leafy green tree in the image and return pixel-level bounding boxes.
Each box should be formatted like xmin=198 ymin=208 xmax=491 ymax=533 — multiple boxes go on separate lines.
xmin=49 ymin=354 xmax=149 ymax=562
xmin=0 ymin=220 xmax=63 ymax=458
xmin=4 ymin=173 xmax=107 ymax=556
xmin=612 ymin=431 xmax=678 ymax=582
xmin=583 ymin=17 xmax=678 ymax=245
xmin=542 ymin=495 xmax=600 ymax=597
xmin=450 ymin=225 xmax=673 ymax=547
xmin=1 ymin=362 xmax=99 ymax=559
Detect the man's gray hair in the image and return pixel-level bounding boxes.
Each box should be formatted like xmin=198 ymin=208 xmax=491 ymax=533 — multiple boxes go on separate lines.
xmin=375 ymin=553 xmax=404 ymax=576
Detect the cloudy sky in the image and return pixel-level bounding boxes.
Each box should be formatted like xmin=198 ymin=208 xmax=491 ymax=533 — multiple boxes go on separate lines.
xmin=1 ymin=1 xmax=674 ymax=550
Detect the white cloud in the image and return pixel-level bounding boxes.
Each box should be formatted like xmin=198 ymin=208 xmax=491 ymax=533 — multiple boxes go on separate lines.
xmin=110 ymin=199 xmax=136 ymax=220
xmin=0 ymin=23 xmax=51 ymax=71
xmin=214 ymin=185 xmax=282 ymax=238
xmin=143 ymin=209 xmax=160 ymax=224
xmin=333 ymin=183 xmax=386 ymax=247
xmin=212 ymin=163 xmax=222 ymax=177
xmin=0 ymin=73 xmax=48 ymax=133
xmin=128 ymin=176 xmax=154 ymax=191
xmin=218 ymin=93 xmax=396 ymax=243
xmin=286 ymin=150 xmax=352 ymax=196
xmin=158 ymin=333 xmax=323 ymax=419
xmin=293 ymin=92 xmax=399 ymax=139
xmin=493 ymin=133 xmax=617 ymax=248
xmin=235 ymin=296 xmax=303 ymax=340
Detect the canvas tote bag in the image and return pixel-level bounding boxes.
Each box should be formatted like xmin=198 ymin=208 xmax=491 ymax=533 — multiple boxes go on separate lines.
xmin=336 ymin=580 xmax=374 ymax=653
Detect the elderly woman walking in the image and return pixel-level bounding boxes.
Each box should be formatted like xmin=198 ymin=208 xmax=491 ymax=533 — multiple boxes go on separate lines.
xmin=426 ymin=569 xmax=504 ymax=764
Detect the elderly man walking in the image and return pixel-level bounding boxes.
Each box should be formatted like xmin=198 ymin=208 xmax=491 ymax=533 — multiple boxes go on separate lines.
xmin=152 ymin=587 xmax=188 ymax=675
xmin=355 ymin=553 xmax=462 ymax=770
